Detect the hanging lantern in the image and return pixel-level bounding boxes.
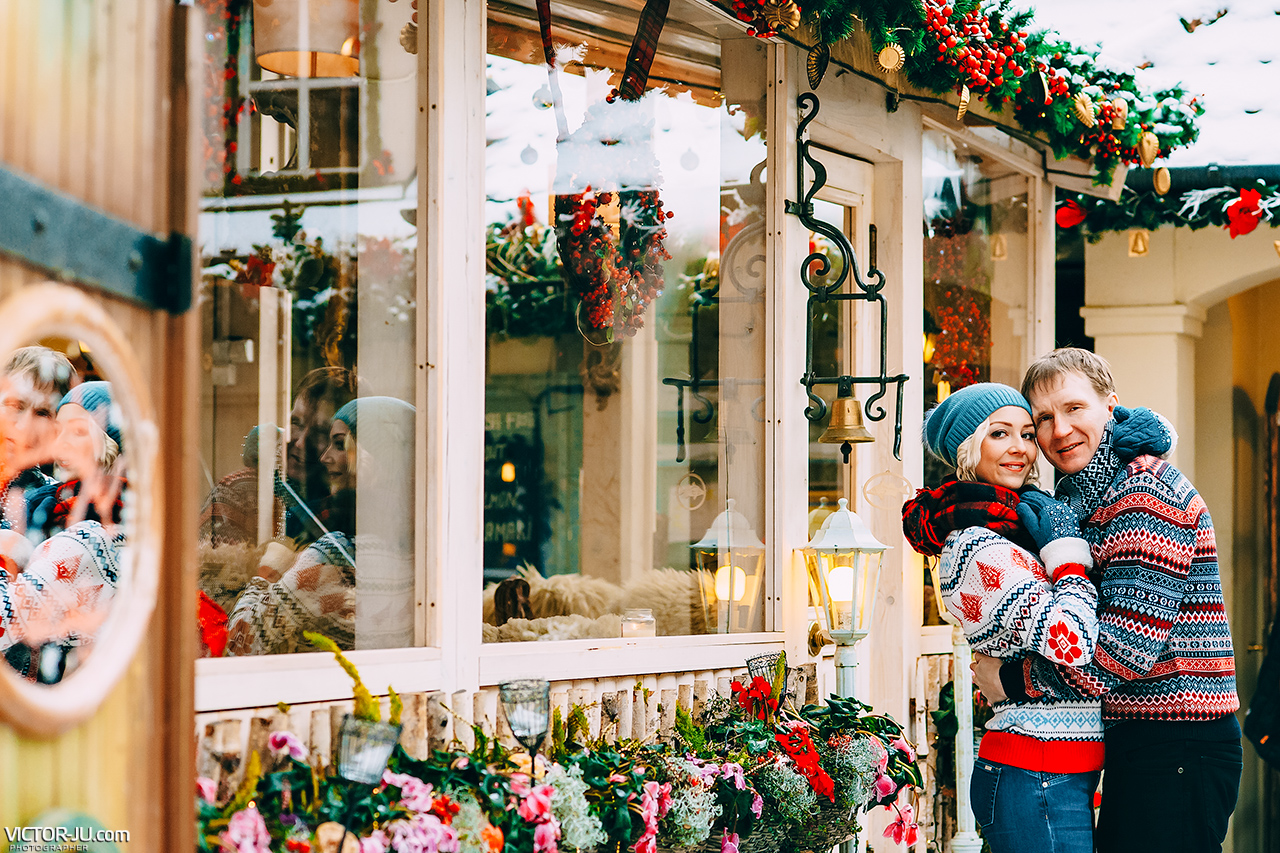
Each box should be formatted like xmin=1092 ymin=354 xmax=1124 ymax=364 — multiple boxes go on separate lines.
xmin=253 ymin=0 xmax=360 ymax=78
xmin=692 ymin=499 xmax=766 ymax=634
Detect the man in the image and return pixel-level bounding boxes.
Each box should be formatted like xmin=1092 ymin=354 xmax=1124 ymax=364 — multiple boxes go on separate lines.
xmin=0 ymin=346 xmax=75 ymax=532
xmin=971 ymin=347 xmax=1241 ymax=852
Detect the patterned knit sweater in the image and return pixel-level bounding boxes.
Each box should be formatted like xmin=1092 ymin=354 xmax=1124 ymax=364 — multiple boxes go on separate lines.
xmin=1008 ymin=426 xmax=1240 ymax=723
xmin=904 ymin=481 xmax=1104 ymax=772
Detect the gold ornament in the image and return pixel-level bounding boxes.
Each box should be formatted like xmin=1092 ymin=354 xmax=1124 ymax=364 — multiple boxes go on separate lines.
xmin=956 ymin=85 xmax=970 ymax=120
xmin=1138 ymin=131 xmax=1159 ymax=167
xmin=1111 ymin=98 xmax=1127 ymax=130
xmin=808 ymin=43 xmax=830 ymax=89
xmin=876 ymin=43 xmax=905 ymax=73
xmin=1073 ymin=93 xmax=1096 ymax=128
xmin=760 ymin=0 xmax=801 ymax=32
xmin=1153 ymin=167 xmax=1171 ymax=195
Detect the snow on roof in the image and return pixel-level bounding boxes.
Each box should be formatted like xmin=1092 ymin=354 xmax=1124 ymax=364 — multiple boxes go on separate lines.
xmin=1026 ymin=0 xmax=1279 ymax=167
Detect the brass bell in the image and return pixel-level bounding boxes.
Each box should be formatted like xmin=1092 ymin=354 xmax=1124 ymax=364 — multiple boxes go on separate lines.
xmin=819 ymin=395 xmax=874 ymax=462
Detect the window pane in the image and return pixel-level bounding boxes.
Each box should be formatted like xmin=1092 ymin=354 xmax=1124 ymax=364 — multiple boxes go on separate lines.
xmin=483 ymin=0 xmax=770 ymax=640
xmin=921 ymin=130 xmax=1031 ymax=624
xmin=195 ymin=0 xmax=421 ymax=656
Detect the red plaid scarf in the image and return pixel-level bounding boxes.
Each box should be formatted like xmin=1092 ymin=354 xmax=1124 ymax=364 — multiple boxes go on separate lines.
xmin=901 ymin=479 xmax=1038 ymax=557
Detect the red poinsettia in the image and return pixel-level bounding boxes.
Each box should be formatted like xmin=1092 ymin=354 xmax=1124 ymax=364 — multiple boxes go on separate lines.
xmin=775 ymin=723 xmax=835 ymax=802
xmin=1055 ymin=199 xmax=1087 ymax=229
xmin=731 ymin=675 xmax=778 ymax=721
xmin=1226 ymin=188 xmax=1263 ymax=238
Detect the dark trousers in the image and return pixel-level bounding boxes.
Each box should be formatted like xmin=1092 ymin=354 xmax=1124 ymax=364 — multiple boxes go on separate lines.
xmin=1096 ymin=715 xmax=1243 ymax=853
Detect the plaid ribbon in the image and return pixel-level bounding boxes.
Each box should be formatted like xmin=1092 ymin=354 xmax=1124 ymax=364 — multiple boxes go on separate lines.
xmin=901 ymin=479 xmax=1038 ymax=557
xmin=616 ymin=0 xmax=670 ymax=101
xmin=535 ymin=0 xmax=557 ymax=67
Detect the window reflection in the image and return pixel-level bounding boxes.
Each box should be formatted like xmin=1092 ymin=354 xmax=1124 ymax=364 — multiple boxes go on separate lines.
xmin=483 ymin=0 xmax=771 ymax=640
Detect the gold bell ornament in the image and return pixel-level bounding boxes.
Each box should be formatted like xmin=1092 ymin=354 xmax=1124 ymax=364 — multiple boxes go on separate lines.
xmin=877 ymin=43 xmax=905 ymax=73
xmin=956 ymin=85 xmax=971 ymax=120
xmin=1138 ymin=131 xmax=1160 ymax=167
xmin=1153 ymin=167 xmax=1172 ymax=196
xmin=1073 ymin=93 xmax=1097 ymax=128
xmin=820 ymin=393 xmax=875 ymax=464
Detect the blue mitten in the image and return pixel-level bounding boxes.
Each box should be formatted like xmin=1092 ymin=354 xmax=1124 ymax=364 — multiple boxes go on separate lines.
xmin=1111 ymin=405 xmax=1175 ymax=461
xmin=1016 ymin=490 xmax=1092 ymax=578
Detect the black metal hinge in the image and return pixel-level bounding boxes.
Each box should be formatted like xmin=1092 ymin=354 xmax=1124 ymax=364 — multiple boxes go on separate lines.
xmin=0 ymin=164 xmax=193 ymax=313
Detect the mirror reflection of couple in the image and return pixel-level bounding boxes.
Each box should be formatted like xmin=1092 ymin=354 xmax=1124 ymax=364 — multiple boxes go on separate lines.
xmin=0 ymin=346 xmax=126 ymax=683
xmin=903 ymin=348 xmax=1241 ymax=853
xmin=204 ymin=367 xmax=415 ymax=657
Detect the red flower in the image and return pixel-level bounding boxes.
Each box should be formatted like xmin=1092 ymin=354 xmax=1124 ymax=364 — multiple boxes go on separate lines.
xmin=1055 ymin=199 xmax=1087 ymax=229
xmin=731 ymin=676 xmax=778 ymax=721
xmin=775 ymin=725 xmax=836 ymax=802
xmin=1047 ymin=621 xmax=1083 ymax=664
xmin=1226 ymin=188 xmax=1263 ymax=238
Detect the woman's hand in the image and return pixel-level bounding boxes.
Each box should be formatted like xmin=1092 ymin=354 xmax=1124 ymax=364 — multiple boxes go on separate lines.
xmin=971 ymin=653 xmax=1008 ymax=703
xmin=1015 ymin=489 xmax=1082 ymax=551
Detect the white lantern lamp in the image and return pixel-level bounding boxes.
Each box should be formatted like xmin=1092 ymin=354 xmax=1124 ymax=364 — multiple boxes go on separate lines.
xmin=692 ymin=498 xmax=765 ymax=634
xmin=802 ymin=498 xmax=888 ymax=697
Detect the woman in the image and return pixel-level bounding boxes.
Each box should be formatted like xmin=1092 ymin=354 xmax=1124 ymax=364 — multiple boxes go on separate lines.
xmin=226 ymin=396 xmax=415 ymax=655
xmin=27 ymin=381 xmax=126 ymax=542
xmin=902 ymin=383 xmax=1164 ymax=853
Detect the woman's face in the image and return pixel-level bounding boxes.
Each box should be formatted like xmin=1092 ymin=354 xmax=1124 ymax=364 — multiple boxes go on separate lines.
xmin=53 ymin=403 xmax=103 ymax=480
xmin=974 ymin=405 xmax=1037 ymax=489
xmin=320 ymin=420 xmax=357 ymax=492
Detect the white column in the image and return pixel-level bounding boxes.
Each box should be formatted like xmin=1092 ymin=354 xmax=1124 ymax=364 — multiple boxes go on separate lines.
xmin=949 ymin=626 xmax=983 ymax=853
xmin=1080 ymin=303 xmax=1206 ymax=480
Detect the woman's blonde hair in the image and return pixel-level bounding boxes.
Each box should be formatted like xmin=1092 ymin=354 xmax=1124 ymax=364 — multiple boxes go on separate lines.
xmin=953 ymin=415 xmax=1040 ymax=487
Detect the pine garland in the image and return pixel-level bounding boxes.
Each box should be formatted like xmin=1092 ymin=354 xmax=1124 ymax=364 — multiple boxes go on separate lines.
xmin=1059 ymin=181 xmax=1280 ymax=241
xmin=726 ymin=0 xmax=1202 ymax=184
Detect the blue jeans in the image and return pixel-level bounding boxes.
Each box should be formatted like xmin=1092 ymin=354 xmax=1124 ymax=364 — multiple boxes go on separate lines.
xmin=970 ymin=760 xmax=1099 ymax=853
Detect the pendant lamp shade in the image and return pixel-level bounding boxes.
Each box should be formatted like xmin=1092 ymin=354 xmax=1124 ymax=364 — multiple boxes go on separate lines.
xmin=254 ymin=0 xmax=360 ymax=78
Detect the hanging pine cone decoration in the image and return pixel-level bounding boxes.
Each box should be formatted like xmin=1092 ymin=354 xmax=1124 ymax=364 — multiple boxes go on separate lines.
xmin=1139 ymin=131 xmax=1160 ymax=166
xmin=808 ymin=43 xmax=830 ymax=89
xmin=1110 ymin=98 xmax=1127 ymax=130
xmin=876 ymin=43 xmax=905 ymax=73
xmin=956 ymin=85 xmax=971 ymax=120
xmin=760 ymin=0 xmax=801 ymax=32
xmin=1073 ymin=93 xmax=1096 ymax=127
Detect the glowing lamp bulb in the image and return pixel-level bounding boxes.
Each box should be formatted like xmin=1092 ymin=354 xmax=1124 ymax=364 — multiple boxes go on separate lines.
xmin=826 ymin=564 xmax=854 ymax=602
xmin=714 ymin=565 xmax=747 ymax=602
xmin=500 ymin=462 xmax=516 ymax=482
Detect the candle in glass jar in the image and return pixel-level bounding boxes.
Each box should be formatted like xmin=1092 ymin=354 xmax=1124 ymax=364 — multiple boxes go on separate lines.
xmin=621 ymin=608 xmax=656 ymax=638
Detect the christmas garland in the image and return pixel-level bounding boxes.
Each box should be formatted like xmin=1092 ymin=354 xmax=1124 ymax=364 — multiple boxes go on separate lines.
xmin=1057 ymin=182 xmax=1280 ymax=241
xmin=727 ymin=0 xmax=1202 ymax=184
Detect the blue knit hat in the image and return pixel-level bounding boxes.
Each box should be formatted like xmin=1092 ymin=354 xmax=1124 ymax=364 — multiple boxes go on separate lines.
xmin=923 ymin=382 xmax=1031 ymax=468
xmin=333 ymin=396 xmax=415 ymax=439
xmin=58 ymin=381 xmax=123 ymax=453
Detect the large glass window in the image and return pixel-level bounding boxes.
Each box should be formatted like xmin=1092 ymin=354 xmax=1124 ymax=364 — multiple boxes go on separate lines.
xmin=483 ymin=0 xmax=771 ymax=640
xmin=195 ymin=0 xmax=421 ymax=656
xmin=920 ymin=129 xmax=1031 ymax=622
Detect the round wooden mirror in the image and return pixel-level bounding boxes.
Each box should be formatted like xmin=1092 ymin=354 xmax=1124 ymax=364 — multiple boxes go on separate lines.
xmin=0 ymin=284 xmax=159 ymax=737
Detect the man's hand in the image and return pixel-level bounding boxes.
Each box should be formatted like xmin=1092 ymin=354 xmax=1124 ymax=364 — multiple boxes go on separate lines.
xmin=971 ymin=652 xmax=1009 ymax=703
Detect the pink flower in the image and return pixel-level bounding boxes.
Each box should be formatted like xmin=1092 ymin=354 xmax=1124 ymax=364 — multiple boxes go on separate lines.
xmin=383 ymin=770 xmax=437 ymax=814
xmin=750 ymin=792 xmax=763 ymax=818
xmin=518 ymin=784 xmax=556 ymax=823
xmin=388 ymin=813 xmax=459 ymax=853
xmin=533 ymin=819 xmax=561 ymax=853
xmin=691 ymin=760 xmax=721 ymax=785
xmin=871 ymin=737 xmax=889 ymax=775
xmin=890 ymin=736 xmax=916 ymax=762
xmin=874 ymin=774 xmax=898 ymax=800
xmin=196 ymin=777 xmax=217 ymax=803
xmin=268 ymin=730 xmax=308 ymax=761
xmin=361 ymin=830 xmax=390 ymax=853
xmin=884 ymin=804 xmax=919 ymax=846
xmin=721 ymin=762 xmax=746 ymax=790
xmin=222 ymin=806 xmax=271 ymax=853
xmin=720 ymin=831 xmax=740 ymax=853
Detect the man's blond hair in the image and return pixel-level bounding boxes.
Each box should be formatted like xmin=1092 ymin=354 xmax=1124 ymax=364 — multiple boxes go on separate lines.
xmin=1021 ymin=347 xmax=1115 ymax=402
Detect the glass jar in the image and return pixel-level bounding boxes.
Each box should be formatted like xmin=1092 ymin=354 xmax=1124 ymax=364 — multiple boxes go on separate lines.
xmin=621 ymin=608 xmax=656 ymax=638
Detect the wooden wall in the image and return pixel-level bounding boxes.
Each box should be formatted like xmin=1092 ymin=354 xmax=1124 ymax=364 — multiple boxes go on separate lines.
xmin=0 ymin=1 xmax=197 ymax=850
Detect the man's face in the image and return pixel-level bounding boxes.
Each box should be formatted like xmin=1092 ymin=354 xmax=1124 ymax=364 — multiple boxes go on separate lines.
xmin=0 ymin=373 xmax=61 ymax=471
xmin=1028 ymin=371 xmax=1118 ymax=475
xmin=286 ymin=396 xmax=336 ymax=492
